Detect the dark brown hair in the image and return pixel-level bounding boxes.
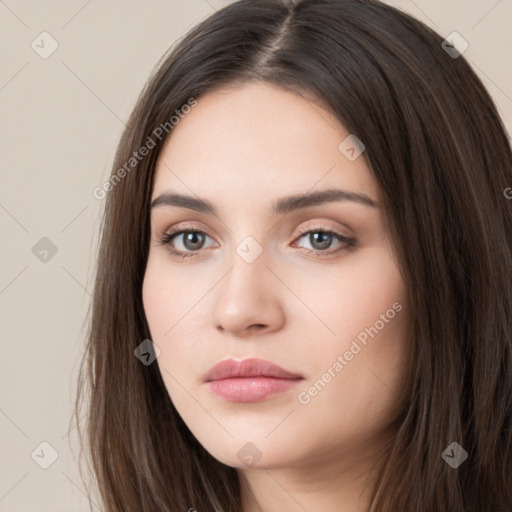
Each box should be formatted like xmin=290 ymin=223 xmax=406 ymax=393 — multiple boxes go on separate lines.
xmin=73 ymin=0 xmax=512 ymax=510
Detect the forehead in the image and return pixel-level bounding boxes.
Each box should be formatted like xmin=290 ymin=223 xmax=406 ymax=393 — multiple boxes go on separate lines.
xmin=152 ymin=81 xmax=379 ymax=209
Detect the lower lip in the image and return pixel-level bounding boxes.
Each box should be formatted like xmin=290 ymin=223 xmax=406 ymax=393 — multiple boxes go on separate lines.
xmin=207 ymin=377 xmax=302 ymax=402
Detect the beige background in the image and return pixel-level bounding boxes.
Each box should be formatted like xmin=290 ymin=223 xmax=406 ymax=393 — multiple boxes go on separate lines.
xmin=0 ymin=0 xmax=510 ymax=510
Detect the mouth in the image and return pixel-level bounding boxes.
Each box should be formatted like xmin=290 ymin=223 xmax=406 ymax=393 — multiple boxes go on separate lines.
xmin=203 ymin=358 xmax=304 ymax=403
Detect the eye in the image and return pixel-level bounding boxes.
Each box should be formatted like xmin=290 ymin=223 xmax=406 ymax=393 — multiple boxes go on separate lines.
xmin=157 ymin=228 xmax=215 ymax=258
xmin=292 ymin=227 xmax=356 ymax=256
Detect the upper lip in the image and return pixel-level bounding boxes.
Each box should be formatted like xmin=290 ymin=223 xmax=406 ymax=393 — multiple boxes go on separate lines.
xmin=203 ymin=358 xmax=303 ymax=382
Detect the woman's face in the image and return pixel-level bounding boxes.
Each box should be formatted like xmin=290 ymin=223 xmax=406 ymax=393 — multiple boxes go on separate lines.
xmin=143 ymin=81 xmax=410 ymax=472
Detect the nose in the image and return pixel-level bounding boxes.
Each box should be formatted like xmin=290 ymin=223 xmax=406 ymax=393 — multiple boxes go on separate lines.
xmin=211 ymin=245 xmax=286 ymax=338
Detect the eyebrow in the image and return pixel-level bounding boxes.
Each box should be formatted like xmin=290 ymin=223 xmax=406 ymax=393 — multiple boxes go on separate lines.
xmin=150 ymin=188 xmax=378 ymax=215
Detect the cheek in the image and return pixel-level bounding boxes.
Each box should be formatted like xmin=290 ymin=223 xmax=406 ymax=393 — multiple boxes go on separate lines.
xmin=142 ymin=267 xmax=167 ymax=338
xmin=142 ymin=253 xmax=198 ymax=337
xmin=142 ymin=256 xmax=209 ymax=383
xmin=294 ymin=245 xmax=409 ymax=420
xmin=297 ymin=303 xmax=409 ymax=438
xmin=293 ymin=243 xmax=406 ymax=351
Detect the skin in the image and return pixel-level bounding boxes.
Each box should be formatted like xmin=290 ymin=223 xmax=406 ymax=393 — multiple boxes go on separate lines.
xmin=142 ymin=81 xmax=410 ymax=512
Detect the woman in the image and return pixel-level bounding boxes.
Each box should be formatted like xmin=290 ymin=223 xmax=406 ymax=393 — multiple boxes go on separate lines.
xmin=74 ymin=0 xmax=512 ymax=510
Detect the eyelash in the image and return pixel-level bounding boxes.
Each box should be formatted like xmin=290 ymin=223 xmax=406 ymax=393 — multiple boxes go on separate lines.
xmin=157 ymin=224 xmax=357 ymax=259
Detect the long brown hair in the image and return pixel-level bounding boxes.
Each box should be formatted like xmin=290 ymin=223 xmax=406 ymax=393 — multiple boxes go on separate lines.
xmin=73 ymin=0 xmax=512 ymax=510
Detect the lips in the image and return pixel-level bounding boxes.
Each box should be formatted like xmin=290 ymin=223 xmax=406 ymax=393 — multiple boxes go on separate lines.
xmin=203 ymin=358 xmax=304 ymax=402
xmin=203 ymin=358 xmax=303 ymax=382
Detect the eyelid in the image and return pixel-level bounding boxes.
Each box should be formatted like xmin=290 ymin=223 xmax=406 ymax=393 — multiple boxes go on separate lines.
xmin=294 ymin=220 xmax=351 ymax=237
xmin=161 ymin=219 xmax=351 ymax=237
xmin=163 ymin=221 xmax=216 ymax=239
